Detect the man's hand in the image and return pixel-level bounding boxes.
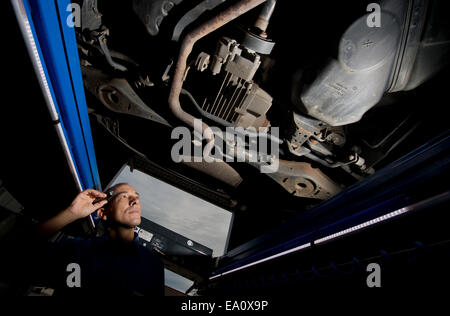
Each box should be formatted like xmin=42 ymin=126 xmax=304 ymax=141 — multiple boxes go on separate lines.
xmin=36 ymin=189 xmax=108 ymax=240
xmin=67 ymin=189 xmax=108 ymax=220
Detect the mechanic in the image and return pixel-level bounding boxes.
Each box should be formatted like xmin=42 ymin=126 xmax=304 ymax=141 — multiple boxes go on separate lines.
xmin=34 ymin=183 xmax=164 ymax=296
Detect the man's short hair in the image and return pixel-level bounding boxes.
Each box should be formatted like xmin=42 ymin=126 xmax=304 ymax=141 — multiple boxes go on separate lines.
xmin=102 ymin=183 xmax=129 ymax=209
xmin=105 ymin=182 xmax=129 ymax=196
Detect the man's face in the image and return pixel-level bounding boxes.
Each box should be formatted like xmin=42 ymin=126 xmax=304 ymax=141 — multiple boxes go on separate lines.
xmin=103 ymin=184 xmax=141 ymax=228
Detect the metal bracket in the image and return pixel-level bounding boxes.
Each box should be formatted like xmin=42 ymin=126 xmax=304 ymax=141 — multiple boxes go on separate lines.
xmin=133 ymin=0 xmax=184 ymax=36
xmin=263 ymin=159 xmax=342 ymax=199
xmin=81 ymin=0 xmax=102 ymax=32
xmin=91 ymin=27 xmax=128 ymax=72
xmin=82 ymin=66 xmax=171 ymax=127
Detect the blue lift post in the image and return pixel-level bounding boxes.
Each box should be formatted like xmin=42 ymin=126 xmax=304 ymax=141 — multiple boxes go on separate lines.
xmin=12 ymin=0 xmax=101 ymax=226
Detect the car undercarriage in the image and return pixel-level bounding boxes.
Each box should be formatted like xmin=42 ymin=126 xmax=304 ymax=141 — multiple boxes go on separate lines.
xmin=74 ymin=0 xmax=450 ymax=247
xmin=2 ymin=0 xmax=450 ymax=296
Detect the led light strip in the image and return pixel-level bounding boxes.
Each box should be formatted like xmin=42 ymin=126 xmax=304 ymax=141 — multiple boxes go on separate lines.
xmin=210 ymin=242 xmax=311 ymax=280
xmin=314 ymin=207 xmax=410 ymax=245
xmin=210 ymin=191 xmax=449 ymax=281
xmin=21 ymin=12 xmax=58 ymax=119
xmin=11 ymin=0 xmax=83 ymax=192
xmin=210 ymin=207 xmax=409 ymax=280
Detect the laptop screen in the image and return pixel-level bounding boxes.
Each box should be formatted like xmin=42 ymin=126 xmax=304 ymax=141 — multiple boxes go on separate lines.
xmin=107 ymin=164 xmax=234 ymax=257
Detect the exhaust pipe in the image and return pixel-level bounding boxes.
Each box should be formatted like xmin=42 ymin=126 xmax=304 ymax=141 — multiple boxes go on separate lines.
xmin=168 ymin=0 xmax=267 ymax=143
xmin=168 ymin=0 xmax=266 ymax=187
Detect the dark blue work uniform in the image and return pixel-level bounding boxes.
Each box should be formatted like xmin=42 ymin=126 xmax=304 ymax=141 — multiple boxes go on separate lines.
xmin=44 ymin=232 xmax=164 ymax=296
